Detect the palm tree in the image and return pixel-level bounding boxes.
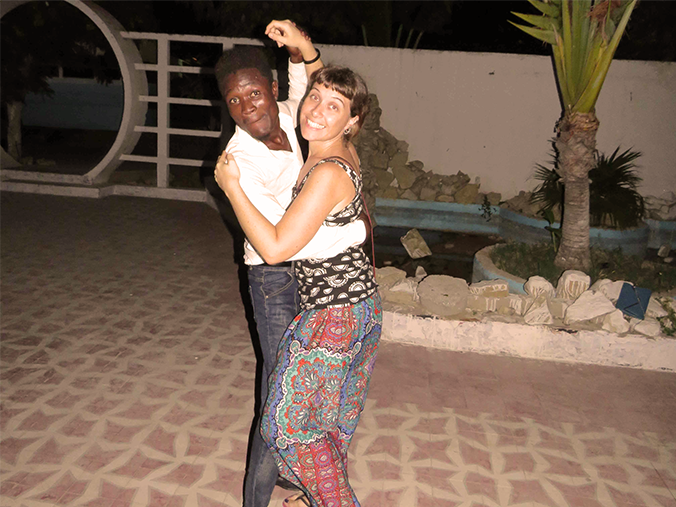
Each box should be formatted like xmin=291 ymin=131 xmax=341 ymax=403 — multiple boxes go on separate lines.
xmin=510 ymin=0 xmax=637 ymax=271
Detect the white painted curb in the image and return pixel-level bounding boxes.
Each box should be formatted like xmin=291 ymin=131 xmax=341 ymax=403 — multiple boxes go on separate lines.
xmin=382 ymin=310 xmax=676 ymax=372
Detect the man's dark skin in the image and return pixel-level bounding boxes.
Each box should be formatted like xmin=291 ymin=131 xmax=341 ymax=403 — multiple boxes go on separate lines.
xmin=222 ymin=68 xmax=293 ymax=152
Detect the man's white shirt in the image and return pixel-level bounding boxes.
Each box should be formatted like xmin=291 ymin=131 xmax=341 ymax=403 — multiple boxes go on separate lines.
xmin=225 ymin=61 xmax=366 ymax=266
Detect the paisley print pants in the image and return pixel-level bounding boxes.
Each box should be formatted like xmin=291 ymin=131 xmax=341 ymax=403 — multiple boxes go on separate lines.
xmin=260 ymin=293 xmax=382 ymax=507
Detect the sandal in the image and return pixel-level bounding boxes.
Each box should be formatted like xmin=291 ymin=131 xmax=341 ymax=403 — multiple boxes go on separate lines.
xmin=283 ymin=492 xmax=310 ymax=507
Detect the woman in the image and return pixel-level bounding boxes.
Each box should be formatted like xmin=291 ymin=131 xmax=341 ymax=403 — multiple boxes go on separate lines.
xmin=215 ymin=65 xmax=381 ymax=506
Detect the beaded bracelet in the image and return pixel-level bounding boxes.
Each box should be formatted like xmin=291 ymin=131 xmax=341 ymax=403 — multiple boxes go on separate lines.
xmin=303 ymin=49 xmax=321 ymax=65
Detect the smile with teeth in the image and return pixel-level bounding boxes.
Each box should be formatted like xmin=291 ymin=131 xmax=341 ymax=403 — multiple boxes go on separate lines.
xmin=306 ymin=118 xmax=325 ymax=129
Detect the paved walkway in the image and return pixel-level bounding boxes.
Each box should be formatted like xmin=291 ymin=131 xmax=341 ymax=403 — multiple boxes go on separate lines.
xmin=1 ymin=192 xmax=675 ymax=507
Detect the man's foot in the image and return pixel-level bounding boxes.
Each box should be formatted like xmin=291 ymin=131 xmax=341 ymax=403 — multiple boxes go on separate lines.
xmin=276 ymin=476 xmax=299 ymax=491
xmin=283 ymin=492 xmax=310 ymax=506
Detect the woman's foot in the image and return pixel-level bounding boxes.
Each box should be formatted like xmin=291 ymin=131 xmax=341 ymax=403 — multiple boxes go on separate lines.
xmin=283 ymin=492 xmax=310 ymax=506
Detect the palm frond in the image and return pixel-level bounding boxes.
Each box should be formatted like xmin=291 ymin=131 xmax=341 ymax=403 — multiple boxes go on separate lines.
xmin=510 ymin=0 xmax=638 ymax=112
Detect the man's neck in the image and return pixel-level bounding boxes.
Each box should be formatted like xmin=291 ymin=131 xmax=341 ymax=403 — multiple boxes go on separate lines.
xmin=261 ymin=127 xmax=292 ymax=152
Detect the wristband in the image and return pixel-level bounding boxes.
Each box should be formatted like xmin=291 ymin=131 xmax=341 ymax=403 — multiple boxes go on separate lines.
xmin=303 ymin=49 xmax=321 ymax=65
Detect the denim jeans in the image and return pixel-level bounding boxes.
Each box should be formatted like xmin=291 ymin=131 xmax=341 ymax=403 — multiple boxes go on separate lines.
xmin=243 ymin=264 xmax=299 ymax=507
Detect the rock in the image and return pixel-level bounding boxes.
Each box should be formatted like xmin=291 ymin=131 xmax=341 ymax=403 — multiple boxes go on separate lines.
xmin=382 ymin=187 xmax=400 ymax=199
xmin=591 ymin=279 xmax=625 ymax=303
xmin=564 ymin=290 xmax=616 ymax=324
xmin=647 ymin=296 xmax=668 ymax=318
xmin=375 ymin=266 xmax=407 ymax=290
xmin=436 ymin=194 xmax=455 ymax=203
xmin=454 ymin=183 xmax=480 ymax=204
xmin=632 ymin=318 xmax=662 ymax=337
xmin=601 ymin=309 xmax=630 ymax=333
xmin=524 ymin=295 xmax=554 ymax=325
xmin=524 ymin=276 xmax=556 ymax=298
xmin=407 ymin=160 xmax=424 ymax=172
xmin=419 ymin=187 xmax=438 ymax=201
xmin=469 ymin=280 xmax=509 ymax=298
xmin=400 ymin=189 xmax=418 ymax=200
xmin=390 ymin=277 xmax=419 ymax=301
xmin=400 ymin=229 xmax=432 ymax=259
xmin=382 ymin=289 xmax=417 ymax=306
xmin=467 ymin=294 xmax=498 ymax=312
xmin=397 ymin=141 xmax=410 ymax=153
xmin=371 ymin=151 xmax=390 ymax=170
xmin=373 ymin=168 xmax=395 ymax=189
xmin=556 ymin=270 xmax=591 ymax=300
xmin=418 ymin=275 xmax=469 ymax=317
xmin=391 ymin=162 xmax=417 ymax=189
xmin=414 ymin=266 xmax=428 ymax=281
xmin=389 ymin=150 xmax=409 ymax=168
xmin=486 ymin=192 xmax=501 ymax=206
xmin=508 ymin=294 xmax=533 ymax=315
xmin=547 ymin=298 xmax=570 ymax=320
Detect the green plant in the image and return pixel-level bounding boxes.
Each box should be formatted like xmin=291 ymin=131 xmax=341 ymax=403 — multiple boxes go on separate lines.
xmin=657 ymin=299 xmax=676 ymax=337
xmin=531 ymin=146 xmax=645 ymax=229
xmin=511 ymin=0 xmax=638 ymax=271
xmin=480 ymin=195 xmax=494 ymax=222
xmin=541 ymin=208 xmax=562 ymax=249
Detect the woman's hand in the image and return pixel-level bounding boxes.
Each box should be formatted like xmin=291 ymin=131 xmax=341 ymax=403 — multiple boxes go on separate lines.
xmin=214 ymin=150 xmax=240 ymax=196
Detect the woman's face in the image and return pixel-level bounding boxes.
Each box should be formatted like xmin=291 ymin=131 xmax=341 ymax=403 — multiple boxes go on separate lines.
xmin=300 ymin=84 xmax=358 ymax=142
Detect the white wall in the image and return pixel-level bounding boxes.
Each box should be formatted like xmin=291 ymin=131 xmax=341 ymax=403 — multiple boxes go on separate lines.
xmin=319 ymin=44 xmax=676 ymax=200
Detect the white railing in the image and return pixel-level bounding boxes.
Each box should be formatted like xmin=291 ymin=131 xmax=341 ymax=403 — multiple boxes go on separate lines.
xmin=119 ymin=32 xmax=262 ymax=189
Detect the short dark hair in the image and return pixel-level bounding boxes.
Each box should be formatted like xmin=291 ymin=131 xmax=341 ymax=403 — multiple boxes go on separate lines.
xmin=214 ymin=46 xmax=274 ymax=99
xmin=307 ymin=66 xmax=369 ymax=141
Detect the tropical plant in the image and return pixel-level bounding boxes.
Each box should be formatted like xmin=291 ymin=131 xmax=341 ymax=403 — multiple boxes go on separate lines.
xmin=532 ymin=146 xmax=645 ymax=229
xmin=510 ymin=0 xmax=638 ymax=271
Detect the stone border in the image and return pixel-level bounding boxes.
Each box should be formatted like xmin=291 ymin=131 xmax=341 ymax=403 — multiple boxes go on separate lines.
xmin=382 ymin=310 xmax=676 ymax=372
xmin=0 ymin=0 xmax=148 ymax=185
xmin=472 ymin=245 xmax=527 ymax=295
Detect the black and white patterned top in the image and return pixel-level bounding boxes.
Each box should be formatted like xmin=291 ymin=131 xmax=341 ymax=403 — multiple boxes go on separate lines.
xmin=292 ymin=158 xmax=377 ymax=310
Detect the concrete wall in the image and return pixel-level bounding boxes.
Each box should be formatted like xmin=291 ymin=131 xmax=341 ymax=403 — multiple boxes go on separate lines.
xmin=319 ymin=44 xmax=676 ymax=200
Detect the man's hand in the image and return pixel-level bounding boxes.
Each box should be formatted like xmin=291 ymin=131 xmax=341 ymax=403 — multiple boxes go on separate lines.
xmin=265 ymin=19 xmax=315 ymax=64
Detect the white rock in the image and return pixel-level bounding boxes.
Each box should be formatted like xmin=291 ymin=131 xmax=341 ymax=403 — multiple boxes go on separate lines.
xmin=390 ymin=277 xmax=419 ymax=302
xmin=633 ymin=318 xmax=662 ymax=337
xmin=400 ymin=229 xmax=432 ymax=259
xmin=556 ymin=270 xmax=591 ymax=300
xmin=564 ymin=290 xmax=616 ymax=324
xmin=594 ymin=279 xmax=626 ymax=303
xmin=646 ymin=296 xmax=668 ymax=318
xmin=524 ymin=276 xmax=555 ymax=298
xmin=524 ymin=295 xmax=554 ymax=325
xmin=417 ymin=275 xmax=469 ymax=317
xmin=414 ymin=265 xmax=428 ymax=282
xmin=590 ymin=278 xmax=611 ymax=293
xmin=507 ymin=294 xmax=533 ymax=316
xmin=601 ymin=309 xmax=631 ymax=334
xmin=467 ymin=295 xmax=499 ymax=312
xmin=547 ymin=298 xmax=570 ymax=320
xmin=375 ymin=266 xmax=407 ymax=290
xmin=469 ymin=279 xmax=509 ymax=298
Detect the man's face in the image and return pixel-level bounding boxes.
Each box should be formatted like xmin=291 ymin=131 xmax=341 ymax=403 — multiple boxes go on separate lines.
xmin=222 ymin=68 xmax=280 ymax=142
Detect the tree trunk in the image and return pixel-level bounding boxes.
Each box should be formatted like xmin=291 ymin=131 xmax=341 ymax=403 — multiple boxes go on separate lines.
xmin=6 ymin=101 xmax=23 ymax=161
xmin=554 ymin=111 xmax=599 ymax=271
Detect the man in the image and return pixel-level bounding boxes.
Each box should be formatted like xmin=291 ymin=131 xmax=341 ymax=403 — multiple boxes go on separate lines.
xmin=213 ymin=21 xmax=366 ymax=506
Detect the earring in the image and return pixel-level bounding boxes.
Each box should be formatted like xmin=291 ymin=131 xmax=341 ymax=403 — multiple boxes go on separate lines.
xmin=344 ymin=127 xmax=352 ymax=135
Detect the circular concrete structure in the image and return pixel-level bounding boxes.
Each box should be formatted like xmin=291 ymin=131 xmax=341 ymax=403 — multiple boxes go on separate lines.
xmin=0 ymin=0 xmax=147 ymax=183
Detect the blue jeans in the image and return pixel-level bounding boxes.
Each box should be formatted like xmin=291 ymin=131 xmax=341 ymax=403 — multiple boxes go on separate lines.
xmin=244 ymin=264 xmax=299 ymax=507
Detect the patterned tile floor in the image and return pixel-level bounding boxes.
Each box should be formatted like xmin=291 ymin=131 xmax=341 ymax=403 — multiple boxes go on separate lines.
xmin=1 ymin=192 xmax=675 ymax=507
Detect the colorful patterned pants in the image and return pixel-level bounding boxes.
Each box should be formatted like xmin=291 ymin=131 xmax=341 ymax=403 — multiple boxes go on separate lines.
xmin=260 ymin=293 xmax=382 ymax=507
